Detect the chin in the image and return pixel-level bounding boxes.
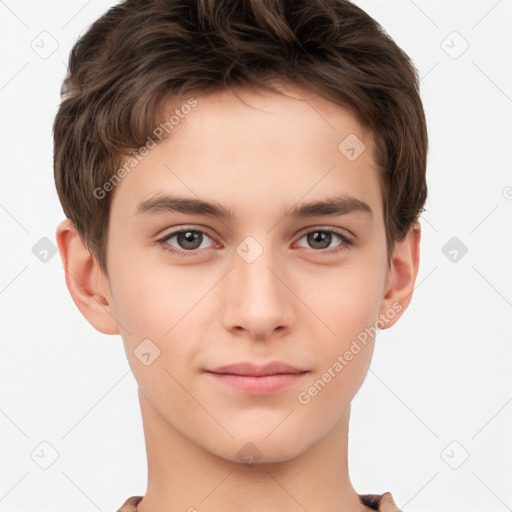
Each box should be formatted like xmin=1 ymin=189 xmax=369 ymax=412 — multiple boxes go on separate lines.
xmin=208 ymin=435 xmax=309 ymax=467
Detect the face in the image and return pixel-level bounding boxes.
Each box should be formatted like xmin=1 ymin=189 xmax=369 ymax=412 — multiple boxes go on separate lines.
xmin=101 ymin=83 xmax=394 ymax=463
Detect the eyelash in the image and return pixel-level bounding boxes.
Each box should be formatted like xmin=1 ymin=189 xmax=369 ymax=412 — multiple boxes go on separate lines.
xmin=156 ymin=227 xmax=355 ymax=258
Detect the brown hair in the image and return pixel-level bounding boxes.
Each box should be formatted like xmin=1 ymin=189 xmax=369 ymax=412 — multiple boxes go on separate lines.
xmin=54 ymin=0 xmax=428 ymax=275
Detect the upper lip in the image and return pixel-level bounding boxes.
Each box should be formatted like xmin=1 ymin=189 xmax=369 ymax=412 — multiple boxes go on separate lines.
xmin=207 ymin=362 xmax=308 ymax=376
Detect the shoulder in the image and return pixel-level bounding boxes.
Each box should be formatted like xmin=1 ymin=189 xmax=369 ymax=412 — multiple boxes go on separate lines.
xmin=116 ymin=496 xmax=143 ymax=512
xmin=359 ymin=491 xmax=402 ymax=512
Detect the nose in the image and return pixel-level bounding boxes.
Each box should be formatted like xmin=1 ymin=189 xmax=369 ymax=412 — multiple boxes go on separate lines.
xmin=221 ymin=242 xmax=295 ymax=340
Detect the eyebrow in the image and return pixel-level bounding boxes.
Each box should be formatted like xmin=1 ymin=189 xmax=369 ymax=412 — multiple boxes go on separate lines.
xmin=134 ymin=193 xmax=373 ymax=220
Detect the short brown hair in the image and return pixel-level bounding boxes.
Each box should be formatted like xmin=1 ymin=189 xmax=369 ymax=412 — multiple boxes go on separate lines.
xmin=54 ymin=0 xmax=428 ymax=275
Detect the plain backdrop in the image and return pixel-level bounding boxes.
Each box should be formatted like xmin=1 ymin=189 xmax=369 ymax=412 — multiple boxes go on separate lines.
xmin=1 ymin=1 xmax=511 ymax=511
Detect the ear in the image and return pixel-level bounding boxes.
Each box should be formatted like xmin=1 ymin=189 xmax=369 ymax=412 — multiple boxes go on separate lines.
xmin=55 ymin=219 xmax=120 ymax=335
xmin=378 ymin=221 xmax=421 ymax=329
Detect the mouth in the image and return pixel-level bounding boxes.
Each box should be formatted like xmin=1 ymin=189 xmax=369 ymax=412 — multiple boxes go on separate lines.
xmin=205 ymin=362 xmax=309 ymax=394
xmin=207 ymin=361 xmax=307 ymax=376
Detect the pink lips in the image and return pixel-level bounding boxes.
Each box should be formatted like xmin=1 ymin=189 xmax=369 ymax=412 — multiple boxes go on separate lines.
xmin=206 ymin=362 xmax=308 ymax=395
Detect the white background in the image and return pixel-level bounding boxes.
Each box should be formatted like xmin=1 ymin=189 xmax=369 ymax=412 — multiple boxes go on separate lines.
xmin=1 ymin=1 xmax=511 ymax=511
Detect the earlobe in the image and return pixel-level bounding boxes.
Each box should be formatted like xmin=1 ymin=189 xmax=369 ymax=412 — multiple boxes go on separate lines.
xmin=378 ymin=222 xmax=421 ymax=329
xmin=55 ymin=219 xmax=120 ymax=335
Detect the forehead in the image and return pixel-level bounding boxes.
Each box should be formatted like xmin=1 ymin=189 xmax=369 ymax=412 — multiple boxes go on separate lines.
xmin=109 ymin=83 xmax=382 ymax=224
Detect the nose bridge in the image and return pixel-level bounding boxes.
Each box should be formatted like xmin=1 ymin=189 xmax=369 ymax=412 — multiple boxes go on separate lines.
xmin=223 ymin=234 xmax=293 ymax=337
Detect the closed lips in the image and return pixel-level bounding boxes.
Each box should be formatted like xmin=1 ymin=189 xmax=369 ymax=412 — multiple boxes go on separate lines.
xmin=207 ymin=362 xmax=308 ymax=376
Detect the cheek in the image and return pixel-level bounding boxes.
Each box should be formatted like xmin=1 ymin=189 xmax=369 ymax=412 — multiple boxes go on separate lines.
xmin=108 ymin=264 xmax=201 ymax=415
xmin=296 ymin=343 xmax=373 ymax=435
xmin=300 ymin=255 xmax=384 ymax=392
xmin=308 ymin=258 xmax=385 ymax=340
xmin=107 ymin=259 xmax=211 ymax=383
xmin=297 ymin=272 xmax=379 ymax=416
xmin=108 ymin=254 xmax=204 ymax=336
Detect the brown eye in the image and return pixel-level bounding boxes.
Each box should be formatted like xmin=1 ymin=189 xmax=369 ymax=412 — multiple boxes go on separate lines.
xmin=295 ymin=228 xmax=354 ymax=253
xmin=306 ymin=231 xmax=333 ymax=250
xmin=176 ymin=230 xmax=203 ymax=250
xmin=158 ymin=228 xmax=215 ymax=255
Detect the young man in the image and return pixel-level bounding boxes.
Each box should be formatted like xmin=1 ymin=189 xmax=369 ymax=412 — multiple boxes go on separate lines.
xmin=54 ymin=1 xmax=427 ymax=511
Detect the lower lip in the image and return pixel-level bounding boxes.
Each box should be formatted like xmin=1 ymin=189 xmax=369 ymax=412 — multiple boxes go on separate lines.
xmin=207 ymin=372 xmax=308 ymax=394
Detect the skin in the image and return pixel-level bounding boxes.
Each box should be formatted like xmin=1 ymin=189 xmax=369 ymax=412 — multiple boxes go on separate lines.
xmin=56 ymin=82 xmax=420 ymax=512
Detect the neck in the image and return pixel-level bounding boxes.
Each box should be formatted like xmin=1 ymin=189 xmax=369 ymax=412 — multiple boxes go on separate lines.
xmin=136 ymin=389 xmax=370 ymax=512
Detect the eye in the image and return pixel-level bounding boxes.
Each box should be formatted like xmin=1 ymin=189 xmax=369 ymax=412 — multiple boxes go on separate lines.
xmin=295 ymin=228 xmax=354 ymax=254
xmin=157 ymin=228 xmax=216 ymax=257
xmin=156 ymin=226 xmax=354 ymax=258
